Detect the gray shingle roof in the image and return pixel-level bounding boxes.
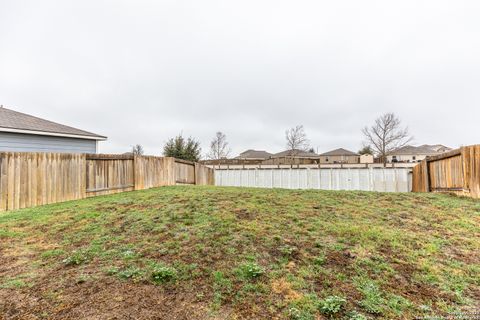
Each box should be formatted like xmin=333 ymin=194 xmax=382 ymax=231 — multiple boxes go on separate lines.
xmin=389 ymin=145 xmax=444 ymax=156
xmin=418 ymin=144 xmax=452 ymax=152
xmin=235 ymin=150 xmax=272 ymax=159
xmin=271 ymin=149 xmax=318 ymax=158
xmin=319 ymin=148 xmax=359 ymax=156
xmin=0 ymin=107 xmax=106 ymax=140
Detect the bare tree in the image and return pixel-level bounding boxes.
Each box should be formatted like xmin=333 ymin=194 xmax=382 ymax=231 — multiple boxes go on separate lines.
xmin=207 ymin=132 xmax=231 ymax=160
xmin=285 ymin=125 xmax=309 ymax=155
xmin=362 ymin=113 xmax=412 ymax=165
xmin=132 ymin=144 xmax=144 ymax=156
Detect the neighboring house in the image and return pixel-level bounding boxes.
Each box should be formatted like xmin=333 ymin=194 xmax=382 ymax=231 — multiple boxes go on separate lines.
xmin=319 ymin=148 xmax=360 ymax=164
xmin=0 ymin=107 xmax=106 ymax=153
xmin=419 ymin=144 xmax=452 ymax=153
xmin=262 ymin=149 xmax=319 ymax=165
xmin=201 ymin=149 xmax=272 ymax=166
xmin=235 ymin=149 xmax=272 ymax=160
xmin=270 ymin=149 xmax=318 ymax=158
xmin=386 ymin=145 xmax=452 ymax=163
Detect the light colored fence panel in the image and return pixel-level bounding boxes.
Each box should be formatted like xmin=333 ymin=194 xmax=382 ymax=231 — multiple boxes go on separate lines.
xmin=135 ymin=156 xmax=175 ymax=190
xmin=86 ymin=154 xmax=135 ymax=196
xmin=195 ymin=163 xmax=215 ymax=186
xmin=0 ymin=152 xmax=86 ymax=211
xmin=214 ymin=168 xmax=412 ymax=192
xmin=175 ymin=159 xmax=196 ymax=184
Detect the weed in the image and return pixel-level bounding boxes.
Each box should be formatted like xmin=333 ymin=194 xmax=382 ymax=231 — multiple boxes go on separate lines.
xmin=318 ymin=295 xmax=346 ymax=316
xmin=106 ymin=266 xmax=120 ymax=275
xmin=212 ymin=271 xmax=233 ymax=309
xmin=355 ymin=279 xmax=385 ymax=315
xmin=118 ymin=266 xmax=144 ymax=280
xmin=236 ymin=262 xmax=264 ymax=280
xmin=151 ymin=263 xmax=177 ymax=284
xmin=63 ymin=249 xmax=90 ymax=266
xmin=387 ymin=294 xmax=412 ymax=314
xmin=288 ymin=306 xmax=314 ymax=320
xmin=41 ymin=249 xmax=65 ymax=259
xmin=313 ymin=254 xmax=326 ymax=266
xmin=279 ymin=244 xmax=297 ymax=257
xmin=345 ymin=310 xmax=369 ymax=320
xmin=0 ymin=278 xmax=31 ymax=289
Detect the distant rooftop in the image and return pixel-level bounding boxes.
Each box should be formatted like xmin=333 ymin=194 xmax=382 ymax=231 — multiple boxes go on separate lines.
xmin=0 ymin=106 xmax=106 ymax=140
xmin=235 ymin=149 xmax=272 ymax=159
xmin=319 ymin=148 xmax=359 ymax=156
xmin=271 ymin=149 xmax=318 ymax=158
xmin=389 ymin=145 xmax=452 ymax=156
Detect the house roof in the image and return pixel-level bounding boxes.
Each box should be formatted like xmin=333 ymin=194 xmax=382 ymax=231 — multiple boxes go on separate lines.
xmin=418 ymin=144 xmax=452 ymax=152
xmin=235 ymin=150 xmax=272 ymax=159
xmin=0 ymin=107 xmax=107 ymax=140
xmin=319 ymin=148 xmax=359 ymax=156
xmin=271 ymin=149 xmax=318 ymax=158
xmin=389 ymin=145 xmax=445 ymax=156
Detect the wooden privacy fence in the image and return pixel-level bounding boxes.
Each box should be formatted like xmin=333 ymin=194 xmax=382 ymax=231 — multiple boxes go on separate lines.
xmin=0 ymin=152 xmax=214 ymax=211
xmin=412 ymin=145 xmax=480 ymax=198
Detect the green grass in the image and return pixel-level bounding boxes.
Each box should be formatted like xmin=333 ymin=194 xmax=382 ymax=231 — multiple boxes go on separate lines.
xmin=0 ymin=186 xmax=479 ymax=319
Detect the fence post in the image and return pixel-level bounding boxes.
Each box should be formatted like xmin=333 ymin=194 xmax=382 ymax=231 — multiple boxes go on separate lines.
xmin=194 ymin=162 xmax=197 ymax=185
xmin=461 ymin=146 xmax=469 ymax=194
xmin=133 ymin=155 xmax=137 ymax=190
xmin=424 ymin=160 xmax=431 ymax=192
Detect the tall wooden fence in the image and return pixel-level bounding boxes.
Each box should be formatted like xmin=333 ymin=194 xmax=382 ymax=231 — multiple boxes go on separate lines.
xmin=0 ymin=152 xmax=214 ymax=211
xmin=412 ymin=145 xmax=480 ymax=198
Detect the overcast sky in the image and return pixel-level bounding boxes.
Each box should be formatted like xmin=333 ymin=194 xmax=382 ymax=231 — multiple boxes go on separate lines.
xmin=0 ymin=0 xmax=479 ymax=156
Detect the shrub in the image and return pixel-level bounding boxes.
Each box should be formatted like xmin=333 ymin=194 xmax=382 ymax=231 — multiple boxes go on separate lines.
xmin=151 ymin=264 xmax=177 ymax=284
xmin=318 ymin=295 xmax=346 ymax=316
xmin=236 ymin=262 xmax=264 ymax=280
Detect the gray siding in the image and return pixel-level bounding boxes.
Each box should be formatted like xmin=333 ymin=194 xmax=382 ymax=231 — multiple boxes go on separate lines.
xmin=0 ymin=132 xmax=97 ymax=153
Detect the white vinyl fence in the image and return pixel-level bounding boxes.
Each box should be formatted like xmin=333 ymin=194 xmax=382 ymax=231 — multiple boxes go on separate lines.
xmin=215 ymin=168 xmax=412 ymax=192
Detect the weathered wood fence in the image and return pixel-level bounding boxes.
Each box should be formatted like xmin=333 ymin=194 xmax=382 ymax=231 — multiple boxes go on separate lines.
xmin=412 ymin=145 xmax=480 ymax=198
xmin=0 ymin=152 xmax=214 ymax=211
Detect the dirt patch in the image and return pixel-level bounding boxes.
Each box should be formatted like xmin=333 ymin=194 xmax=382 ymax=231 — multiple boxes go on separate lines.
xmin=325 ymin=250 xmax=354 ymax=268
xmin=1 ymin=277 xmax=211 ymax=320
xmin=234 ymin=208 xmax=256 ymax=220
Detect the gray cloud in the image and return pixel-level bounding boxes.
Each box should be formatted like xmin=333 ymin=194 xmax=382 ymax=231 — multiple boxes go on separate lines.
xmin=1 ymin=0 xmax=479 ymax=156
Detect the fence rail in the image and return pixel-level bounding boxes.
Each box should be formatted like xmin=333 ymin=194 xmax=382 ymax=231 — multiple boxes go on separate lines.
xmin=215 ymin=167 xmax=412 ymax=192
xmin=0 ymin=152 xmax=214 ymax=211
xmin=412 ymin=145 xmax=480 ymax=198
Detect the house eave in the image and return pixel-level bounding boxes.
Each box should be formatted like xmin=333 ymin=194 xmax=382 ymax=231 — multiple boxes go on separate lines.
xmin=0 ymin=127 xmax=107 ymax=141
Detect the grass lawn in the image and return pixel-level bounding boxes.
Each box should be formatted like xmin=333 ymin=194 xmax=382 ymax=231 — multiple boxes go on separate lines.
xmin=0 ymin=186 xmax=479 ymax=319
